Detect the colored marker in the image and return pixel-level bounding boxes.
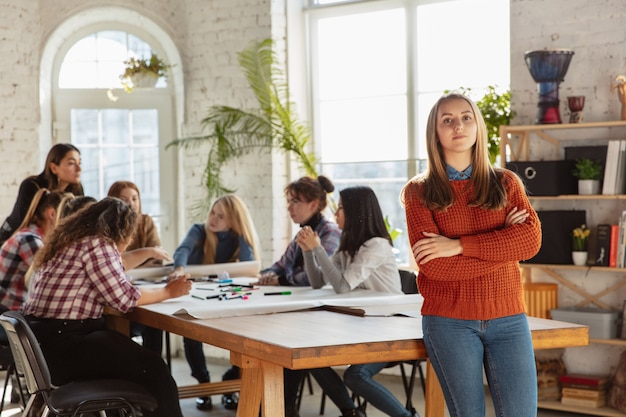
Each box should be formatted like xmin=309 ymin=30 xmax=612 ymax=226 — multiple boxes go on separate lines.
xmin=205 ymin=294 xmax=222 ymax=300
xmin=264 ymin=291 xmax=292 ymax=296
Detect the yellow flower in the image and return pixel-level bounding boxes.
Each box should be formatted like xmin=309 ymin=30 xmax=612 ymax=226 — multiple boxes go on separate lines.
xmin=572 ymin=224 xmax=590 ymax=251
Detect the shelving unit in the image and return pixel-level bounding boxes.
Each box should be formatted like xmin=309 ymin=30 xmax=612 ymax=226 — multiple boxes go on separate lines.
xmin=502 ymin=121 xmax=626 ymax=417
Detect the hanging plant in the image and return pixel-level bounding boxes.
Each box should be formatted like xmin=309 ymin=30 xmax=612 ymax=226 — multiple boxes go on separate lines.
xmin=120 ymin=53 xmax=170 ymax=92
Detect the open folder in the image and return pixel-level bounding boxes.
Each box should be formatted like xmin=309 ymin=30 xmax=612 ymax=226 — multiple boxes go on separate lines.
xmin=125 ymin=260 xmax=260 ymax=282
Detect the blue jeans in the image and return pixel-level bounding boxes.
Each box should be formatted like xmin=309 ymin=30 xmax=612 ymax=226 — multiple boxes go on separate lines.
xmin=423 ymin=314 xmax=537 ymax=417
xmin=344 ymin=362 xmax=413 ymax=417
xmin=184 ymin=337 xmax=240 ymax=384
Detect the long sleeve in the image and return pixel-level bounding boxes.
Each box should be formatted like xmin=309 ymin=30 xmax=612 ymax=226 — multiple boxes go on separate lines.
xmin=403 ymin=170 xmax=542 ymax=320
xmin=305 ymin=239 xmax=401 ymax=294
xmin=261 ymin=217 xmax=341 ymax=286
xmin=0 ymin=178 xmax=42 ymax=244
xmin=404 ymin=171 xmax=541 ymax=282
xmin=237 ymin=235 xmax=254 ymax=261
xmin=173 ymin=224 xmax=205 ymax=268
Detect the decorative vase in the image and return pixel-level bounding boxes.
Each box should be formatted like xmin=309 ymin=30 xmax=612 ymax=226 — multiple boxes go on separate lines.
xmin=129 ymin=72 xmax=159 ymax=88
xmin=578 ymin=179 xmax=600 ymax=195
xmin=572 ymin=251 xmax=588 ymax=266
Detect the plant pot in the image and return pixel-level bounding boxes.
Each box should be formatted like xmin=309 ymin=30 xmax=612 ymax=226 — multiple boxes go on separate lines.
xmin=572 ymin=251 xmax=588 ymax=266
xmin=578 ymin=179 xmax=600 ymax=195
xmin=129 ymin=72 xmax=159 ymax=88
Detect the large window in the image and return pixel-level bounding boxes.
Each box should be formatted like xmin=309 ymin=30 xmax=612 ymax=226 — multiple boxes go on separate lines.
xmin=53 ymin=30 xmax=177 ymax=251
xmin=306 ymin=0 xmax=510 ymax=264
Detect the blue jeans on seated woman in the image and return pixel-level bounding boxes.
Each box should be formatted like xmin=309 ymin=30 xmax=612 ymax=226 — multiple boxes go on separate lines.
xmin=343 ymin=362 xmax=414 ymax=417
xmin=423 ymin=313 xmax=537 ymax=417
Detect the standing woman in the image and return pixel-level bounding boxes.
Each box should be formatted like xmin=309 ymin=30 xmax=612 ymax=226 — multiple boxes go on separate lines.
xmin=401 ymin=93 xmax=542 ymax=417
xmin=23 ymin=197 xmax=191 ymax=417
xmin=0 ymin=143 xmax=83 ymax=245
xmin=173 ymin=194 xmax=260 ymax=411
xmin=258 ymin=175 xmax=340 ymax=286
xmin=297 ymin=185 xmax=408 ymax=417
xmin=0 ymin=189 xmax=64 ymax=311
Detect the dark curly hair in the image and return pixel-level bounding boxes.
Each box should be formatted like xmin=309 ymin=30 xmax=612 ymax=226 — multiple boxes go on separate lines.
xmin=34 ymin=197 xmax=137 ymax=268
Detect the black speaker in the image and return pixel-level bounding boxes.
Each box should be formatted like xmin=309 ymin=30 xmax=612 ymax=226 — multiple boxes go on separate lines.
xmin=524 ymin=210 xmax=587 ymax=264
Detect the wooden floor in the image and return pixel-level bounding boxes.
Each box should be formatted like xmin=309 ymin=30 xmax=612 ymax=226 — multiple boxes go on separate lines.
xmin=0 ymin=353 xmax=584 ymax=417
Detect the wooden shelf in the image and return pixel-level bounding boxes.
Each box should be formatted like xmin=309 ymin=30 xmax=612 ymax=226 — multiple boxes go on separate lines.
xmin=529 ymin=194 xmax=626 ymax=200
xmin=520 ymin=264 xmax=626 ymax=273
xmin=500 ymin=120 xmax=626 ymax=162
xmin=538 ymin=400 xmax=625 ymax=417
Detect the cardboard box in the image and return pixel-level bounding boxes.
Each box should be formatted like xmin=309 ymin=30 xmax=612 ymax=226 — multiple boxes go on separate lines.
xmin=551 ymin=307 xmax=619 ymax=339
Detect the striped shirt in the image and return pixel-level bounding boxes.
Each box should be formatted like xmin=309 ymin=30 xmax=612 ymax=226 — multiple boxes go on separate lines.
xmin=0 ymin=224 xmax=44 ymax=310
xmin=24 ymin=235 xmax=141 ymax=320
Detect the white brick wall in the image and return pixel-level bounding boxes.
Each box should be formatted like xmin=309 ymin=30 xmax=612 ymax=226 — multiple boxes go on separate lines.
xmin=511 ymin=0 xmax=626 ymax=375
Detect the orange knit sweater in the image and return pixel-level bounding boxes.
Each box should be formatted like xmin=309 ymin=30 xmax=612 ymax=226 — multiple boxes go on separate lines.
xmin=403 ymin=170 xmax=542 ymax=320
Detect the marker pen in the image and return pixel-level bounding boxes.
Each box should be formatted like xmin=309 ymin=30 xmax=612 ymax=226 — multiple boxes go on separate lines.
xmin=264 ymin=291 xmax=292 ymax=296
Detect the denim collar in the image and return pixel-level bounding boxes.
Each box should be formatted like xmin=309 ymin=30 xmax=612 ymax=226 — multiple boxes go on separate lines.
xmin=447 ymin=164 xmax=472 ymax=180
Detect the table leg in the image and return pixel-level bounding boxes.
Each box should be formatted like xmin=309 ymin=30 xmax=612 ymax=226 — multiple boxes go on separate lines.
xmin=424 ymin=359 xmax=445 ymax=417
xmin=232 ymin=353 xmax=284 ymax=417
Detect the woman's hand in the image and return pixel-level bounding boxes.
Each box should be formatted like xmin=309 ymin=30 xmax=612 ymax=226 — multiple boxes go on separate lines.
xmin=257 ymin=271 xmax=279 ymax=286
xmin=296 ymin=226 xmax=321 ymax=251
xmin=412 ymin=232 xmax=462 ymax=265
xmin=151 ymin=247 xmax=172 ymax=262
xmin=505 ymin=207 xmax=528 ymax=227
xmin=165 ymin=274 xmax=192 ymax=298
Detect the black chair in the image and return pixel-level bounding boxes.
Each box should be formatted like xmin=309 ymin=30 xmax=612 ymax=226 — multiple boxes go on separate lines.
xmin=0 ymin=311 xmax=158 ymax=417
xmin=0 ymin=304 xmax=26 ymax=414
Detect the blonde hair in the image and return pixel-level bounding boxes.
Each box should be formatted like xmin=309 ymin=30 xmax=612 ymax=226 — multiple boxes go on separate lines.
xmin=202 ymin=194 xmax=261 ymax=264
xmin=401 ymin=93 xmax=507 ymax=211
xmin=15 ymin=188 xmax=65 ymax=234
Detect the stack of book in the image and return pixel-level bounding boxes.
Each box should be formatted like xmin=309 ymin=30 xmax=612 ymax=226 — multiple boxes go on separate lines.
xmin=596 ymin=211 xmax=626 ymax=267
xmin=560 ymin=373 xmax=608 ymax=408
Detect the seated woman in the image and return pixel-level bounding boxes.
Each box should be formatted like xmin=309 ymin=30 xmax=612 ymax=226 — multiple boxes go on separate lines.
xmin=0 ymin=189 xmax=64 ymax=311
xmin=256 ymin=175 xmax=341 ymax=417
xmin=23 ymin=197 xmax=191 ymax=417
xmin=108 ymin=181 xmax=170 ymax=355
xmin=172 ymin=194 xmax=260 ymax=411
xmin=297 ymin=185 xmax=406 ymax=417
xmin=258 ymin=175 xmax=340 ymax=286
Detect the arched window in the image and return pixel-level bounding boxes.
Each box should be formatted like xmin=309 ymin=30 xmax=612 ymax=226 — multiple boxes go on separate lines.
xmin=52 ymin=28 xmax=178 ymax=251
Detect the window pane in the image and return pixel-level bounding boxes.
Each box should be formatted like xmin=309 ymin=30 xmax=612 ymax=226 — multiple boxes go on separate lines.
xmin=59 ymin=30 xmax=168 ymax=90
xmin=320 ymin=96 xmax=407 ymax=162
xmin=103 ymin=147 xmax=131 ymax=186
xmin=316 ymin=8 xmax=407 ymax=163
xmin=132 ymin=110 xmax=159 ymax=145
xmin=416 ymin=0 xmax=510 ymax=91
xmin=71 ymin=109 xmax=99 ymax=145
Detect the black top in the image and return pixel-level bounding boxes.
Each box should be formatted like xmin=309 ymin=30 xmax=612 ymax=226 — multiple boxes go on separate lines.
xmin=0 ymin=176 xmax=48 ymax=245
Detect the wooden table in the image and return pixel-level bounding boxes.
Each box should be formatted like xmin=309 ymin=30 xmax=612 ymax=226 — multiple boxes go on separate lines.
xmin=107 ymin=307 xmax=589 ymax=417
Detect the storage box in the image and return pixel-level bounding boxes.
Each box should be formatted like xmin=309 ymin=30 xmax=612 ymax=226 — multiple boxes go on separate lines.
xmin=550 ymin=306 xmax=619 ymax=339
xmin=524 ymin=210 xmax=586 ymax=264
xmin=506 ymin=160 xmax=577 ymax=196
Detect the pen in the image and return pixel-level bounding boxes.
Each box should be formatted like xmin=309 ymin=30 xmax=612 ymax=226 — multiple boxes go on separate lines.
xmin=264 ymin=291 xmax=292 ymax=296
xmin=205 ymin=294 xmax=222 ymax=300
xmin=191 ymin=294 xmax=204 ymax=300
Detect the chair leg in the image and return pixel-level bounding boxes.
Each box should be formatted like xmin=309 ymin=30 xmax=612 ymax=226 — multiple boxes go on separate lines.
xmin=0 ymin=362 xmax=11 ymax=413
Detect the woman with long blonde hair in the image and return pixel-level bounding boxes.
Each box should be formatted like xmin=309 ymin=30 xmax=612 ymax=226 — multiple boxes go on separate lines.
xmin=172 ymin=194 xmax=260 ymax=410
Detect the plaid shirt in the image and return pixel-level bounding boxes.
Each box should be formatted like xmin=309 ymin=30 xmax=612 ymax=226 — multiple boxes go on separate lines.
xmin=24 ymin=235 xmax=141 ymax=320
xmin=0 ymin=224 xmax=44 ymax=310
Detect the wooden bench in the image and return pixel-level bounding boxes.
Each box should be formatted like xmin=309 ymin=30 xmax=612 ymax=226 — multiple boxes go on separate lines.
xmin=177 ymin=379 xmax=241 ymax=399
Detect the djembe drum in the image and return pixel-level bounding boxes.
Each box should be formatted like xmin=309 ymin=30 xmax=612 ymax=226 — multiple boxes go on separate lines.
xmin=524 ymin=49 xmax=575 ymax=124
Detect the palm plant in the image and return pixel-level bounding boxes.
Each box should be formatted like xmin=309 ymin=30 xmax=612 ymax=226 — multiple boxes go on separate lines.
xmin=167 ymin=39 xmax=317 ymax=208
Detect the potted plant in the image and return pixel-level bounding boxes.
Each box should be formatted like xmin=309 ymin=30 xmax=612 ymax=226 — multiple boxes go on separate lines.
xmin=571 ymin=224 xmax=590 ymax=266
xmin=120 ymin=53 xmax=170 ymax=92
xmin=167 ymin=39 xmax=317 ymax=213
xmin=572 ymin=157 xmax=603 ymax=195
